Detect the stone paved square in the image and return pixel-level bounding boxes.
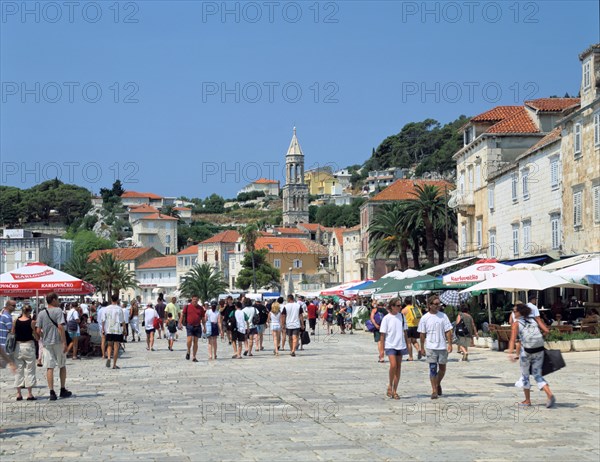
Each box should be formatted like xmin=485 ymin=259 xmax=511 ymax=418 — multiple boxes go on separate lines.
xmin=1 ymin=328 xmax=599 ymax=461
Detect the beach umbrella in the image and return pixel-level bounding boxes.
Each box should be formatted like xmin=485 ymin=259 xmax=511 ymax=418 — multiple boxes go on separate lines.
xmin=461 ymin=268 xmax=590 ymax=293
xmin=439 ymin=290 xmax=470 ymax=306
xmin=553 ymin=257 xmax=600 ymax=284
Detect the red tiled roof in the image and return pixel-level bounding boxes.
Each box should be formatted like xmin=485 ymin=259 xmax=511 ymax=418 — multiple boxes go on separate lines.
xmin=121 ymin=191 xmax=163 ymax=200
xmin=370 ymin=179 xmax=453 ymax=202
xmin=177 ymin=245 xmax=199 ymax=256
xmin=256 ymin=237 xmax=327 ymax=255
xmin=135 ymin=213 xmax=178 ymax=221
xmin=331 ymin=228 xmax=345 ymax=247
xmin=129 ymin=204 xmax=159 ymax=214
xmin=88 ymin=247 xmax=157 ymax=262
xmin=254 ymin=178 xmax=279 ymax=184
xmin=297 ymin=223 xmax=328 ymax=232
xmin=525 ymin=98 xmax=580 ymax=112
xmin=343 ymin=225 xmax=361 ymax=233
xmin=470 ymin=106 xmax=523 ymax=122
xmin=200 ymin=230 xmax=240 ymax=244
xmin=274 ymin=227 xmax=309 ymax=235
xmin=486 ymin=107 xmax=539 ymax=134
xmin=522 ymin=127 xmax=562 ymax=156
xmin=137 ymin=256 xmax=176 ymax=269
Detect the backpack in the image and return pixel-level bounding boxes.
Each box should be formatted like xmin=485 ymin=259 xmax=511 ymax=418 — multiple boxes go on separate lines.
xmin=167 ymin=320 xmax=177 ymax=333
xmin=365 ymin=311 xmax=384 ymax=333
xmin=518 ymin=318 xmax=544 ymax=351
xmin=227 ymin=311 xmax=237 ymax=330
xmin=405 ymin=305 xmax=422 ymax=325
xmin=455 ymin=318 xmax=470 ymax=337
xmin=252 ymin=308 xmax=260 ymax=326
xmin=258 ymin=305 xmax=268 ymax=325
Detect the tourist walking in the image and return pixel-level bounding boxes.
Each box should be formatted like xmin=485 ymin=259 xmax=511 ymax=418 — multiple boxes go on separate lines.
xmin=179 ymin=296 xmax=205 ymax=362
xmin=144 ymin=303 xmax=159 ymax=351
xmin=242 ymin=301 xmax=258 ymax=356
xmin=155 ymin=296 xmax=166 ymax=339
xmin=97 ymin=301 xmax=109 ymax=359
xmin=418 ymin=295 xmax=453 ymax=399
xmin=231 ymin=302 xmax=249 ymax=359
xmin=268 ymin=302 xmax=282 ymax=356
xmin=222 ymin=296 xmax=236 ymax=349
xmin=13 ymin=304 xmax=38 ymax=400
xmin=0 ymin=299 xmax=16 ymax=355
xmin=276 ymin=297 xmax=287 ymax=350
xmin=165 ymin=297 xmax=181 ymax=340
xmin=370 ymin=300 xmax=388 ymax=363
xmin=103 ymin=295 xmax=126 ymax=369
xmin=206 ymin=301 xmax=222 ymax=360
xmin=324 ymin=299 xmax=335 ymax=335
xmin=166 ymin=313 xmax=177 ymax=351
xmin=66 ymin=303 xmax=80 ymax=360
xmin=507 ymin=303 xmax=556 ymax=408
xmin=36 ymin=292 xmax=72 ymax=400
xmin=122 ymin=302 xmax=130 ymax=343
xmin=455 ymin=305 xmax=478 ymax=361
xmin=379 ymin=298 xmax=409 ymax=400
xmin=281 ymin=294 xmax=304 ymax=357
xmin=130 ymin=301 xmax=141 ymax=342
xmin=306 ymin=299 xmax=318 ymax=335
xmin=401 ymin=296 xmax=422 ymax=361
xmin=254 ymin=299 xmax=269 ymax=352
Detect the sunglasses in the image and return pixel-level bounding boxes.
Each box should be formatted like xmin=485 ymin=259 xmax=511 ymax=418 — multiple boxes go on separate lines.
xmin=394 ymin=304 xmax=402 ymax=307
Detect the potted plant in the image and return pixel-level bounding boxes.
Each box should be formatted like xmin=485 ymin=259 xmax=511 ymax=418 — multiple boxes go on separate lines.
xmin=570 ymin=331 xmax=600 ymax=352
xmin=544 ymin=331 xmax=572 ymax=353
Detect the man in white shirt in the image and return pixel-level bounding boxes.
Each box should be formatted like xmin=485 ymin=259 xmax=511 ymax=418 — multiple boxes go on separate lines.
xmin=242 ymin=302 xmax=258 ymax=357
xmin=80 ymin=299 xmax=90 ymax=317
xmin=97 ymin=302 xmax=108 ymax=359
xmin=103 ymin=295 xmax=125 ymax=369
xmin=379 ymin=298 xmax=408 ymax=399
xmin=418 ymin=295 xmax=453 ymax=400
xmin=122 ymin=302 xmax=130 ymax=343
xmin=281 ymin=294 xmax=304 ymax=357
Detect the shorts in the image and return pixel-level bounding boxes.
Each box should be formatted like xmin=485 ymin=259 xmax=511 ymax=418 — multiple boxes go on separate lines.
xmin=167 ymin=331 xmax=177 ymax=340
xmin=68 ymin=330 xmax=80 ymax=338
xmin=373 ymin=331 xmax=381 ymax=342
xmin=426 ymin=348 xmax=449 ymax=365
xmin=145 ymin=328 xmax=156 ymax=334
xmin=456 ymin=336 xmax=471 ymax=348
xmin=106 ymin=334 xmax=123 ymax=343
xmin=385 ymin=348 xmax=408 ymax=356
xmin=248 ymin=328 xmax=258 ymax=336
xmin=407 ymin=327 xmax=419 ymax=339
xmin=287 ymin=328 xmax=300 ymax=337
xmin=256 ymin=325 xmax=265 ymax=334
xmin=210 ymin=323 xmax=219 ymax=337
xmin=186 ymin=325 xmax=203 ymax=338
xmin=233 ymin=330 xmax=246 ymax=343
xmin=43 ymin=343 xmax=66 ymax=369
xmin=309 ymin=318 xmax=317 ymax=330
xmin=271 ymin=325 xmax=281 ymax=331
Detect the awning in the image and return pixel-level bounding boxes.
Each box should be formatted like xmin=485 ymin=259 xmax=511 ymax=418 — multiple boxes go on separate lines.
xmin=542 ymin=254 xmax=598 ymax=271
xmin=499 ymin=255 xmax=554 ymax=266
xmin=375 ymin=275 xmax=433 ymax=297
xmin=412 ymin=276 xmax=474 ymax=291
xmin=421 ymin=257 xmax=475 ymax=275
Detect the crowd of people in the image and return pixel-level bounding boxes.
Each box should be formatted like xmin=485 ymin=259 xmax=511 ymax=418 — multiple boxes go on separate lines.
xmin=1 ymin=289 xmax=596 ymax=406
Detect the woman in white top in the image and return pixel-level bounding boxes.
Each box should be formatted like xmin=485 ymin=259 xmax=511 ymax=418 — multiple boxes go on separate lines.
xmin=66 ymin=303 xmax=81 ymax=360
xmin=268 ymin=302 xmax=282 ymax=356
xmin=206 ymin=302 xmax=222 ymax=360
xmin=379 ymin=298 xmax=408 ymax=400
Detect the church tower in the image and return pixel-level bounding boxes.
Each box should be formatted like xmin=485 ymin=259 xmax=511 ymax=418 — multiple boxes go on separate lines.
xmin=282 ymin=127 xmax=309 ymax=226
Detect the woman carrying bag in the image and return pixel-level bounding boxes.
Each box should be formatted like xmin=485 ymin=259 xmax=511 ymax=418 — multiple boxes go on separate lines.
xmin=13 ymin=305 xmax=38 ymax=401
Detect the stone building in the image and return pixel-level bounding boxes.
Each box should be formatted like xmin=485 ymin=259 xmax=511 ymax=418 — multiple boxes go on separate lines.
xmin=282 ymin=127 xmax=309 ymax=226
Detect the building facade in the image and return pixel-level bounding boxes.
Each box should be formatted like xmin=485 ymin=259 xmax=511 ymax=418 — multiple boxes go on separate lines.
xmin=135 ymin=256 xmax=177 ymax=303
xmin=238 ymin=178 xmax=280 ymax=197
xmin=197 ymin=230 xmax=240 ymax=282
xmin=282 ymin=127 xmax=309 ymax=225
xmin=176 ymin=244 xmax=198 ymax=285
xmin=0 ymin=229 xmax=73 ymax=273
xmin=561 ymin=44 xmax=600 ymax=255
xmin=131 ymin=213 xmax=178 ymax=255
xmin=342 ymin=225 xmax=363 ymax=282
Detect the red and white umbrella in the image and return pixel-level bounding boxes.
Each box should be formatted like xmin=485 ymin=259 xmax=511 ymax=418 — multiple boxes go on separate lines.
xmin=320 ymin=280 xmax=371 ymax=297
xmin=442 ymin=260 xmax=511 ymax=285
xmin=0 ymin=262 xmax=95 ymax=297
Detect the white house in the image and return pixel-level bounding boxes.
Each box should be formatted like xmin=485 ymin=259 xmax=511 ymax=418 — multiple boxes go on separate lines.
xmin=131 ymin=213 xmax=178 ymax=255
xmin=173 ymin=207 xmax=192 ymax=224
xmin=135 ymin=256 xmax=177 ymax=303
xmin=121 ymin=191 xmax=164 ymax=208
xmin=237 ymin=178 xmax=280 ymax=197
xmin=342 ymin=225 xmax=363 ymax=281
xmin=176 ymin=244 xmax=198 ymax=285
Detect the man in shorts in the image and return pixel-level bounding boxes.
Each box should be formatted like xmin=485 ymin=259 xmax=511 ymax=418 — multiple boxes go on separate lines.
xmin=179 ymin=296 xmax=205 ymax=362
xmin=103 ymin=294 xmax=126 ymax=369
xmin=36 ymin=292 xmax=72 ymax=400
xmin=418 ymin=295 xmax=453 ymax=399
xmin=401 ymin=296 xmax=422 ymax=360
xmin=281 ymin=294 xmax=304 ymax=357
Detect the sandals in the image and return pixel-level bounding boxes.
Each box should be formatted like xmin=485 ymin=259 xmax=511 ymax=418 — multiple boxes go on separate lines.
xmin=431 ymin=393 xmax=438 ymax=400
xmin=386 ymin=386 xmax=393 ymax=398
xmin=392 ymin=393 xmax=400 ymax=400
xmin=378 ymin=359 xmax=385 ymax=363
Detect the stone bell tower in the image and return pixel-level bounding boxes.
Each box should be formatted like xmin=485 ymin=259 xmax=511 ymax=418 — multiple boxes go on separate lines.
xmin=282 ymin=127 xmax=309 ymax=226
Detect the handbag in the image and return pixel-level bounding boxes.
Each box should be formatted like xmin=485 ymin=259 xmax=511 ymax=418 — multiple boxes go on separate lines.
xmin=541 ymin=349 xmax=565 ymax=376
xmin=301 ymin=330 xmax=311 ymax=345
xmin=5 ymin=332 xmax=16 ymax=355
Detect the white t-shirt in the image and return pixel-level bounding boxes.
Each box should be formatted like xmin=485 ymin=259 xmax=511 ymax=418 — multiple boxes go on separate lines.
xmin=379 ymin=312 xmax=408 ymax=350
xmin=144 ymin=308 xmax=158 ymax=330
xmin=80 ymin=303 xmax=89 ymax=316
xmin=67 ymin=308 xmax=80 ymax=334
xmin=97 ymin=306 xmax=106 ymax=326
xmin=104 ymin=304 xmax=125 ymax=335
xmin=269 ymin=311 xmax=281 ymax=328
xmin=122 ymin=307 xmax=130 ymax=323
xmin=417 ymin=312 xmax=453 ymax=350
xmin=234 ymin=310 xmax=248 ymax=334
xmin=527 ymin=302 xmax=540 ymax=318
xmin=206 ymin=309 xmax=220 ymax=324
xmin=282 ymin=302 xmax=303 ymax=329
xmin=242 ymin=307 xmax=257 ymax=329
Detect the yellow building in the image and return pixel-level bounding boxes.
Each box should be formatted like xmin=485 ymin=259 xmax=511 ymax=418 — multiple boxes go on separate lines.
xmin=304 ymin=168 xmax=336 ymax=196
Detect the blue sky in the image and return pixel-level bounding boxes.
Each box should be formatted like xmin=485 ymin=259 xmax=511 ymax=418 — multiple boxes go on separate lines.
xmin=1 ymin=0 xmax=598 ymax=199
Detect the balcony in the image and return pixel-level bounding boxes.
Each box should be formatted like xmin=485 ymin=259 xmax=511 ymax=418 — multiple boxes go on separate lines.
xmin=452 ymin=191 xmax=475 ymax=215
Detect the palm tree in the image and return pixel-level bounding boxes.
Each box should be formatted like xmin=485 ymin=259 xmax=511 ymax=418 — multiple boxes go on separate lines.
xmin=161 ymin=205 xmax=181 ymax=221
xmin=240 ymin=223 xmax=259 ymax=292
xmin=91 ymin=253 xmax=139 ymax=300
xmin=180 ymin=263 xmax=227 ymax=301
xmin=64 ymin=253 xmax=94 ymax=281
xmin=402 ymin=184 xmax=447 ymax=265
xmin=368 ymin=202 xmax=409 ymax=270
